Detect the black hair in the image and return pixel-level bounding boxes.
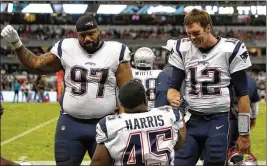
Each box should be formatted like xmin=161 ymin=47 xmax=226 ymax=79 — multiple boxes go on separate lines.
xmin=119 ymin=79 xmax=147 ymax=110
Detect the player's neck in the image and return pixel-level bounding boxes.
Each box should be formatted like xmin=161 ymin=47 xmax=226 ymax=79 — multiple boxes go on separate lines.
xmin=200 ymin=35 xmax=218 ymax=49
xmin=86 ymin=41 xmax=104 ymax=54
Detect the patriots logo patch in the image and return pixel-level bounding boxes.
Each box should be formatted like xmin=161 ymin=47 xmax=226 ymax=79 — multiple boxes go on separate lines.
xmin=240 ymin=51 xmax=249 ymax=62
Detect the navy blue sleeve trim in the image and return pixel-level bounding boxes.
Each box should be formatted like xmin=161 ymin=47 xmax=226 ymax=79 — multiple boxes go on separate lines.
xmin=176 ymin=39 xmax=182 ymax=60
xmin=98 ymin=117 xmax=108 ymax=138
xmin=155 ymin=72 xmax=170 ymax=107
xmin=119 ymin=44 xmax=126 ymax=62
xmin=169 ymin=66 xmax=185 ymax=90
xmin=57 ymin=40 xmax=63 ymax=58
xmin=229 ymin=41 xmax=242 ymax=65
xmin=251 ymin=87 xmax=260 ymax=103
xmin=247 ymin=75 xmax=260 ymax=103
xmin=173 ymin=109 xmax=181 ymax=122
xmin=230 ymin=69 xmax=248 ymax=97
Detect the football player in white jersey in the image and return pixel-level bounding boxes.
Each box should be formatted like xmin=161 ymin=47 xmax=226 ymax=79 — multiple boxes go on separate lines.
xmin=1 ymin=14 xmax=133 ymax=165
xmin=166 ymin=9 xmax=251 ymax=165
xmin=90 ymin=79 xmax=186 ymax=166
xmin=131 ymin=47 xmax=161 ymax=109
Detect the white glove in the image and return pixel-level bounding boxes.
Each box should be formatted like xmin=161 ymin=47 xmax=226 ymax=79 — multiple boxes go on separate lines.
xmin=1 ymin=25 xmax=22 ymax=49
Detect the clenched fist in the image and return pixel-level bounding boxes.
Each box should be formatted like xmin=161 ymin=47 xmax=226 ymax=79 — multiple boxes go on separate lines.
xmin=167 ymin=88 xmax=181 ymax=108
xmin=1 ymin=25 xmax=22 ymax=48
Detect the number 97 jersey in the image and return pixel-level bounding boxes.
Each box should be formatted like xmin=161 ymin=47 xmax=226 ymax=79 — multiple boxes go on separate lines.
xmin=50 ymin=39 xmax=131 ymax=119
xmin=132 ymin=68 xmax=162 ymax=110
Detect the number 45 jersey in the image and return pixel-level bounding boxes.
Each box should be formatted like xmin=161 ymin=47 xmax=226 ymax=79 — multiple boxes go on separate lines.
xmin=132 ymin=68 xmax=161 ymax=109
xmin=168 ymin=38 xmax=251 ymax=113
xmin=96 ymin=106 xmax=184 ymax=165
xmin=50 ymin=39 xmax=131 ymax=119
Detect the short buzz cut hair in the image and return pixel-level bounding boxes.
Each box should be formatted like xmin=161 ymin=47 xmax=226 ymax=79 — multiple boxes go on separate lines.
xmin=184 ymin=8 xmax=212 ymax=28
xmin=119 ymin=79 xmax=147 ymax=110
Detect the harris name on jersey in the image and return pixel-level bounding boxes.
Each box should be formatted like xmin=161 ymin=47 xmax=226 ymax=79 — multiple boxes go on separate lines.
xmin=125 ymin=115 xmax=164 ymax=130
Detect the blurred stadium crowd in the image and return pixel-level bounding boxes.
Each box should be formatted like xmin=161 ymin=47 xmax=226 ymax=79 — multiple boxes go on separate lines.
xmin=2 ymin=24 xmax=266 ymax=42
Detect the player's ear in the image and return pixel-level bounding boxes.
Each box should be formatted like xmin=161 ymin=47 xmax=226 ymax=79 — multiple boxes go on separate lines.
xmin=97 ymin=27 xmax=101 ymax=35
xmin=206 ymin=24 xmax=211 ymax=33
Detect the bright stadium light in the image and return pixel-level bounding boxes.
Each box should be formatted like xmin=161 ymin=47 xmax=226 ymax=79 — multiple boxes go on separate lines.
xmin=256 ymin=6 xmax=266 ymax=15
xmin=1 ymin=3 xmax=7 ymax=12
xmin=218 ymin=7 xmax=234 ymax=15
xmin=147 ymin=5 xmax=176 ymax=14
xmin=184 ymin=6 xmax=202 ymax=13
xmin=63 ymin=4 xmax=88 ymax=14
xmin=97 ymin=5 xmax=127 ymax=14
xmin=21 ymin=4 xmax=53 ymax=13
xmin=7 ymin=3 xmax=13 ymax=13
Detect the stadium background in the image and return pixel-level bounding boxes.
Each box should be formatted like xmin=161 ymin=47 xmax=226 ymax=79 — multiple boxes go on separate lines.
xmin=0 ymin=1 xmax=266 ymax=165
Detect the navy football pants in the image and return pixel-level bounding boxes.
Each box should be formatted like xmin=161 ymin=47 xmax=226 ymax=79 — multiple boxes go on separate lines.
xmin=175 ymin=111 xmax=230 ymax=166
xmin=54 ymin=113 xmax=100 ymax=166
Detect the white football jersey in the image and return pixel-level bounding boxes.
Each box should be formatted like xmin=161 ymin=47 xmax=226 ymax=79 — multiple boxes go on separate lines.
xmin=132 ymin=68 xmax=162 ymax=109
xmin=168 ymin=37 xmax=251 ymax=113
xmin=96 ymin=106 xmax=184 ymax=165
xmin=50 ymin=39 xmax=131 ymax=119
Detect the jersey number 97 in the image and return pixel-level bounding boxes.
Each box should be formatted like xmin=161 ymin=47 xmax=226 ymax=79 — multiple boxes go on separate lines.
xmin=70 ymin=66 xmax=109 ymax=97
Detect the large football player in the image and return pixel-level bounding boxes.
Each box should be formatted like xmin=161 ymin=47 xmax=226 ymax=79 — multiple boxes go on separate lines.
xmin=167 ymin=9 xmax=251 ymax=165
xmin=90 ymin=79 xmax=186 ymax=165
xmin=131 ymin=47 xmax=161 ymax=109
xmin=1 ymin=14 xmax=133 ymax=165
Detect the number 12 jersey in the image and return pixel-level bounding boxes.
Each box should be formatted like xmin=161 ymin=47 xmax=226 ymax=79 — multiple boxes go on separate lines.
xmin=168 ymin=38 xmax=251 ymax=113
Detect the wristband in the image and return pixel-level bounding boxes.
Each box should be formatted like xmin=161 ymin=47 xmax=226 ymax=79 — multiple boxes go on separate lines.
xmin=238 ymin=113 xmax=250 ymax=135
xmin=12 ymin=39 xmax=23 ymax=49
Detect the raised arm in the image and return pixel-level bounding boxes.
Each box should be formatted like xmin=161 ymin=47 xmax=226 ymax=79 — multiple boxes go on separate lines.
xmin=116 ymin=62 xmax=133 ymax=88
xmin=14 ymin=46 xmax=62 ymax=75
xmin=116 ymin=62 xmax=133 ymax=114
xmin=1 ymin=25 xmax=63 ymax=75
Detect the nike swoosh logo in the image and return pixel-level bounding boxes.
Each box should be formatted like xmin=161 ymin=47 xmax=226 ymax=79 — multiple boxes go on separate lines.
xmin=216 ymin=125 xmax=224 ymax=129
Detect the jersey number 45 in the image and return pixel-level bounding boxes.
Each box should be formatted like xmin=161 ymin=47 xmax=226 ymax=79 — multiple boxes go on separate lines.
xmin=121 ymin=127 xmax=173 ymax=165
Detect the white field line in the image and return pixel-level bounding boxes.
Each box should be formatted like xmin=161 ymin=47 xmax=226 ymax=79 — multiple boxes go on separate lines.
xmin=15 ymin=160 xmax=266 ymax=165
xmin=1 ymin=118 xmax=57 ymax=146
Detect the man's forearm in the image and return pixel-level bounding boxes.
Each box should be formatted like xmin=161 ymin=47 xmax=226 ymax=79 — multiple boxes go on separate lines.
xmin=116 ymin=62 xmax=133 ymax=88
xmin=14 ymin=45 xmax=39 ymax=71
xmin=14 ymin=45 xmax=62 ymax=75
xmin=238 ymin=95 xmax=250 ymax=114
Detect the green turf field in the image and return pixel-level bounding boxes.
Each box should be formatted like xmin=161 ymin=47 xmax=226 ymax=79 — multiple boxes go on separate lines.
xmin=1 ymin=102 xmax=266 ymax=161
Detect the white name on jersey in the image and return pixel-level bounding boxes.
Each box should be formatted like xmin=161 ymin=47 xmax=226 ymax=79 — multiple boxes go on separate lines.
xmin=132 ymin=68 xmax=161 ymax=109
